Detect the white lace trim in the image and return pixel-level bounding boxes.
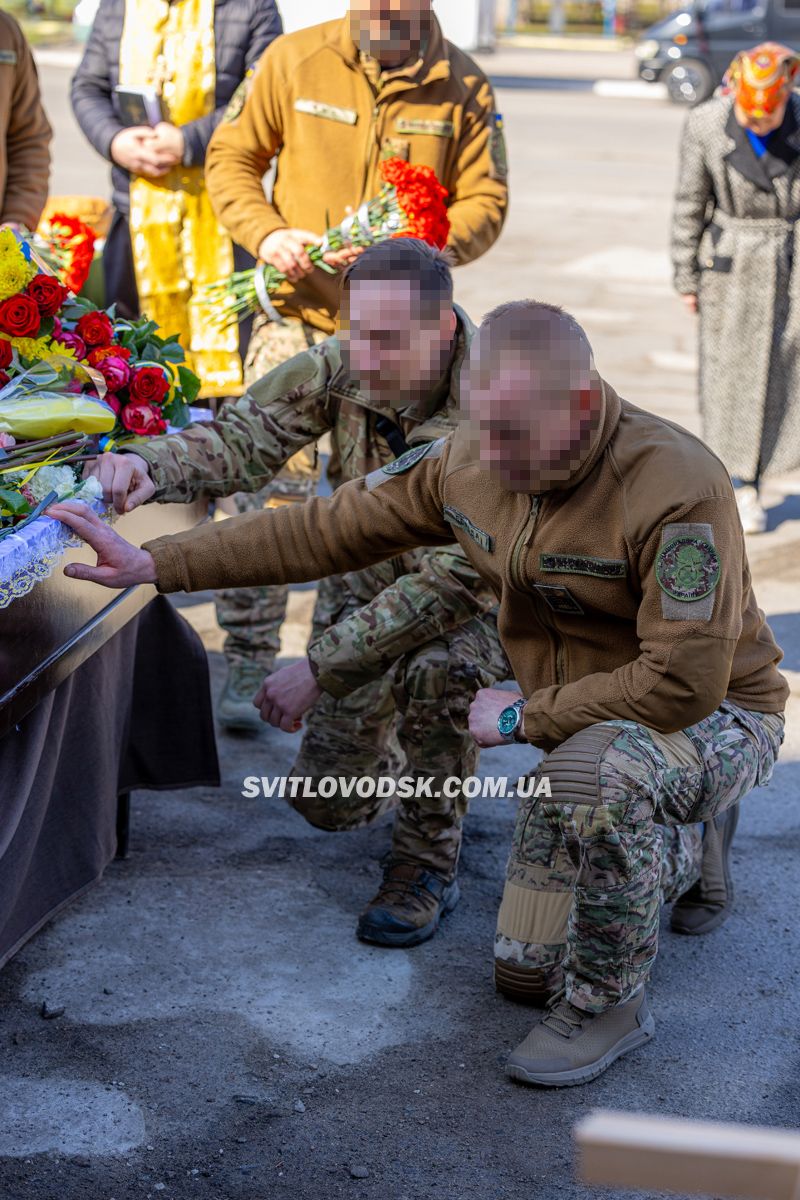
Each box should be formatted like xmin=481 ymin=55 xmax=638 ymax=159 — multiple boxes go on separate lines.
xmin=0 ymin=499 xmax=107 ymax=609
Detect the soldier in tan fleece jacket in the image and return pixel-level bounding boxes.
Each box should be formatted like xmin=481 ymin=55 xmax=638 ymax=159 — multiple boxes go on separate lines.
xmin=50 ymin=301 xmax=787 ymax=1090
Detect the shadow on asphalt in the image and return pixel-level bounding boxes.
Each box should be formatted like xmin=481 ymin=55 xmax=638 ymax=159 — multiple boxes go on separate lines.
xmin=766 ymin=491 xmax=800 ymax=532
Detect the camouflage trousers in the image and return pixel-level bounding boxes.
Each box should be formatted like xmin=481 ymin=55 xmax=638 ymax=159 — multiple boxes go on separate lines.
xmin=215 ymin=315 xmax=327 ymax=670
xmin=288 ymin=583 xmax=511 ymax=880
xmin=495 ymin=701 xmax=785 ymax=1012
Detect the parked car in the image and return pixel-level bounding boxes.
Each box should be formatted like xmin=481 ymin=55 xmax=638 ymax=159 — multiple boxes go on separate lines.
xmin=635 ymin=0 xmax=800 ymax=103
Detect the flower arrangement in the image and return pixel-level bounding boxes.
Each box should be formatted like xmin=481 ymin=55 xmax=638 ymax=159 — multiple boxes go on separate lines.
xmin=205 ymin=158 xmax=451 ymax=326
xmin=0 ymin=229 xmax=201 ymax=532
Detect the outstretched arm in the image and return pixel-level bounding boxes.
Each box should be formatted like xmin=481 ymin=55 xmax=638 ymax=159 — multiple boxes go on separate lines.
xmin=48 ymin=438 xmax=454 ymax=592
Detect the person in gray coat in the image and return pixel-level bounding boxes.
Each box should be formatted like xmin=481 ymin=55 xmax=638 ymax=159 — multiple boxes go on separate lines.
xmin=671 ymin=42 xmax=800 ymax=534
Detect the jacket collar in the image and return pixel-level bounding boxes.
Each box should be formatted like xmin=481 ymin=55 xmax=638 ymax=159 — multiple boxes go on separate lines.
xmin=723 ymin=95 xmax=800 ymax=192
xmin=329 ymin=13 xmax=451 ymax=91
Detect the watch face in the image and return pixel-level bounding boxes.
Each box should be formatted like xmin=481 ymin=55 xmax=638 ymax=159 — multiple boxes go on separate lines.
xmin=497 ymin=705 xmax=520 ymax=737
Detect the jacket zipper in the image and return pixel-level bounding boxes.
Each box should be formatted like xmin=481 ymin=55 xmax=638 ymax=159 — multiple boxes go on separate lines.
xmin=509 ymin=495 xmax=566 ymax=688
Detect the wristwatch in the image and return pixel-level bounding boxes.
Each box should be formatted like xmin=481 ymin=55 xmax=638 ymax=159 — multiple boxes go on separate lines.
xmin=497 ymin=697 xmax=527 ymax=743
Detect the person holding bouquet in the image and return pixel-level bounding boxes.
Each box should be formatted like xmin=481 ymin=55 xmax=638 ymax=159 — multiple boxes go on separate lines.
xmin=199 ymin=0 xmax=509 ymax=731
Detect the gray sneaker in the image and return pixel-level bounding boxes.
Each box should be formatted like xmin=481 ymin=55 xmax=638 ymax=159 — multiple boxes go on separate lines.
xmin=505 ymin=989 xmax=655 ymax=1087
xmin=671 ymin=803 xmax=739 ymax=936
xmin=217 ymin=661 xmax=269 ymax=733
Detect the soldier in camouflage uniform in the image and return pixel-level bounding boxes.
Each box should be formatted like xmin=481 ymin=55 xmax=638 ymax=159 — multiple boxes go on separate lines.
xmin=67 ymin=298 xmax=787 ymax=1086
xmin=86 ymin=240 xmax=510 ymax=947
xmin=203 ymin=2 xmax=509 ymax=728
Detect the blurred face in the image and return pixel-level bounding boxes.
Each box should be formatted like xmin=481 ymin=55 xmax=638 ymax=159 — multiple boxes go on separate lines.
xmin=734 ymin=92 xmax=790 ymax=134
xmin=349 ymin=0 xmax=432 ymax=65
xmin=462 ymin=333 xmax=602 ymax=493
xmin=340 ymin=278 xmax=456 ymax=409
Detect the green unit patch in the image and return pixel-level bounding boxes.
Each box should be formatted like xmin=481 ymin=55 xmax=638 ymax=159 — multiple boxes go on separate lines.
xmin=395 ymin=118 xmax=454 ymax=137
xmin=655 ymin=535 xmax=720 ymax=602
xmin=540 ymin=553 xmax=627 ymax=579
xmin=294 ymin=98 xmax=358 ymax=125
xmin=443 ymin=505 xmax=494 ymax=553
xmin=382 ymin=442 xmax=434 ymax=475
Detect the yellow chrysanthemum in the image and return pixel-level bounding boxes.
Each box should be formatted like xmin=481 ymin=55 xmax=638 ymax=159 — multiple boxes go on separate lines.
xmin=0 ymin=229 xmax=36 ymax=301
xmin=47 ymin=340 xmax=78 ymax=362
xmin=10 ymin=335 xmax=50 ymax=361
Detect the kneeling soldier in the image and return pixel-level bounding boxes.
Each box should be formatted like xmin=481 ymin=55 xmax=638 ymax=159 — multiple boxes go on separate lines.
xmin=52 ymin=301 xmax=787 ymax=1087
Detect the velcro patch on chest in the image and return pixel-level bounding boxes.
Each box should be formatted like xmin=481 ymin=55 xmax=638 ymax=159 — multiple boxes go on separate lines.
xmin=539 ymin=553 xmax=627 ymax=579
xmin=534 ymin=584 xmax=585 ymax=615
xmin=655 ymin=522 xmax=720 ymax=620
xmin=443 ymin=505 xmax=494 ymax=553
xmin=294 ymin=98 xmax=358 ymax=125
xmin=395 ymin=118 xmax=454 ymax=137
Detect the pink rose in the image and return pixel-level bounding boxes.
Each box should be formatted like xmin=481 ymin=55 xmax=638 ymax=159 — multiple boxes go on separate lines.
xmin=121 ymin=401 xmax=167 ymax=437
xmin=66 ymin=379 xmax=84 ymax=394
xmin=52 ymin=317 xmax=63 ymax=340
xmin=58 ymin=331 xmax=88 ymax=360
xmin=96 ymin=353 xmax=131 ymax=393
xmin=105 ymin=394 xmax=122 ymax=415
xmin=0 ymin=432 xmax=15 ymax=448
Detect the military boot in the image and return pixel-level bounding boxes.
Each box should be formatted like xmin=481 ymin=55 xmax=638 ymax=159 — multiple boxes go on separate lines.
xmin=671 ymin=803 xmax=739 ymax=936
xmin=217 ymin=660 xmax=269 ymax=734
xmin=356 ymin=862 xmax=460 ymax=948
xmin=506 ymin=989 xmax=655 ymax=1088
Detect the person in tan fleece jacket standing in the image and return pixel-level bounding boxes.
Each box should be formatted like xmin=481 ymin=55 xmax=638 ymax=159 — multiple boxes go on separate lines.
xmin=49 ymin=301 xmax=787 ymax=1090
xmin=0 ymin=10 xmax=51 ymax=233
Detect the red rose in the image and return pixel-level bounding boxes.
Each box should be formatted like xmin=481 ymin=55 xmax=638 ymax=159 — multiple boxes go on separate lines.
xmin=58 ymin=331 xmax=88 ymax=360
xmin=129 ymin=365 xmax=170 ymax=407
xmin=0 ymin=370 xmax=9 ymax=388
xmin=0 ymin=295 xmax=40 ymax=338
xmin=26 ymin=274 xmax=69 ymax=317
xmin=75 ymin=310 xmax=114 ymax=347
xmin=121 ymin=401 xmax=167 ymax=437
xmin=0 ymin=339 xmax=11 ymax=369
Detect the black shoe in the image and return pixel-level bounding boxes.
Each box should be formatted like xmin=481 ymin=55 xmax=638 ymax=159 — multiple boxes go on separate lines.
xmin=356 ymin=862 xmax=460 ymax=948
xmin=671 ymin=803 xmax=739 ymax=936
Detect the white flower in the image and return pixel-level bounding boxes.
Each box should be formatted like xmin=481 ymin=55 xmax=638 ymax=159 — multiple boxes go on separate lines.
xmin=28 ymin=464 xmax=78 ymax=503
xmin=74 ymin=475 xmax=103 ymax=502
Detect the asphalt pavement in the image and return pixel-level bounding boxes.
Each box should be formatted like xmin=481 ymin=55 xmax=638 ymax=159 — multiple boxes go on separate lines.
xmin=0 ymin=45 xmax=798 ymax=1200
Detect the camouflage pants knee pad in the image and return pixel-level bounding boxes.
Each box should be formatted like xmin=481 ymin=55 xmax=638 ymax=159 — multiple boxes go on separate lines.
xmin=287 ymin=775 xmax=398 ymax=832
xmin=494 ymin=722 xmax=704 ymax=1005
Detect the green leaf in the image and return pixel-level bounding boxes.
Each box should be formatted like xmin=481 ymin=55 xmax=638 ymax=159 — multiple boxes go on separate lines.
xmin=159 ymin=341 xmax=186 ymax=363
xmin=0 ymin=487 xmax=31 ymax=516
xmin=166 ymin=399 xmax=192 ymax=428
xmin=177 ymin=364 xmax=201 ymax=404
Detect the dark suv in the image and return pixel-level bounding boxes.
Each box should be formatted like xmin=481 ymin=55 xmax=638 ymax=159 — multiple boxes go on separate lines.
xmin=635 ymin=0 xmax=800 ymax=103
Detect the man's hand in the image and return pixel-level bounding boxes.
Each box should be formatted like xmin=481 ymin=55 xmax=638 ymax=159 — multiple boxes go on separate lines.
xmin=151 ymin=121 xmax=185 ymax=164
xmin=680 ymin=293 xmax=699 ymax=314
xmin=253 ymin=658 xmax=322 ymax=732
xmin=84 ymin=451 xmax=155 ymax=515
xmin=110 ymin=126 xmax=173 ymax=177
xmin=258 ymin=228 xmax=323 ymax=283
xmin=469 ymin=687 xmax=524 ymax=748
xmin=46 ymin=500 xmax=158 ymax=589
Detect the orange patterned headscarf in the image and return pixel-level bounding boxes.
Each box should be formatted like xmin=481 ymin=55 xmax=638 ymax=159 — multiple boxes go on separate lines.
xmin=724 ymin=42 xmax=800 ymax=118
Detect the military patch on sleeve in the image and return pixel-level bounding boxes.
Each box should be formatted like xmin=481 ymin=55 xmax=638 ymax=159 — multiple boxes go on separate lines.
xmin=655 ymin=522 xmax=720 ymax=621
xmin=222 ymin=72 xmax=252 ymax=123
xmin=364 ymin=438 xmax=444 ymax=491
xmin=489 ymin=112 xmax=508 ymax=181
xmin=443 ymin=505 xmax=494 ymax=553
xmin=0 ymin=50 xmax=18 ymax=65
xmin=294 ymin=98 xmax=358 ymax=125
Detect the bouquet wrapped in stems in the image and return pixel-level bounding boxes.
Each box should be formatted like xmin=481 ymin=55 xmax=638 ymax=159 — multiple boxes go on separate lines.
xmin=205 ymin=158 xmax=451 ymax=328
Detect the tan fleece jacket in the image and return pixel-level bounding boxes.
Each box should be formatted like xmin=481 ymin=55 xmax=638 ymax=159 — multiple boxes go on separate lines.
xmin=0 ymin=12 xmax=51 ymax=229
xmin=144 ymin=383 xmax=788 ymax=749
